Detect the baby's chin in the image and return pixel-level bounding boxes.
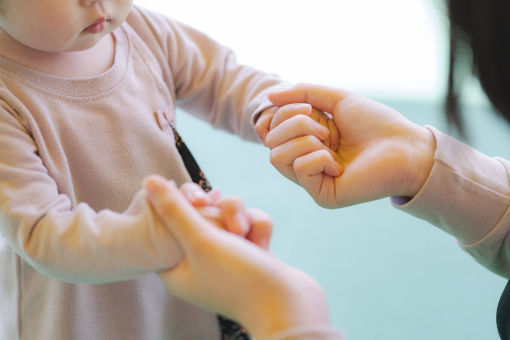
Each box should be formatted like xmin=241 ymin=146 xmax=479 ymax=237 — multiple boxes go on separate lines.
xmin=64 ymin=31 xmax=113 ymax=53
xmin=13 ymin=35 xmax=107 ymax=55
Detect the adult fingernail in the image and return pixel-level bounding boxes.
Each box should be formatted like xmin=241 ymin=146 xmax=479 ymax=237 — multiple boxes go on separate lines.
xmin=146 ymin=178 xmax=175 ymax=196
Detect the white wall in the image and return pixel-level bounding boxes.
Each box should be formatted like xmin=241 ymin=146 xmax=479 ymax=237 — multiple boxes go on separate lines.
xmin=134 ymin=0 xmax=454 ymax=101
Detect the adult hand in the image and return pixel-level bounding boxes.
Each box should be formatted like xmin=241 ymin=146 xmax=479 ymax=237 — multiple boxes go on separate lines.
xmin=144 ymin=175 xmax=331 ymax=339
xmin=266 ymin=83 xmax=436 ymax=208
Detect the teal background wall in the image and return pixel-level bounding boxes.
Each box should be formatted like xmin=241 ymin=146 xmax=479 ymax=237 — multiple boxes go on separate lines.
xmin=177 ymin=100 xmax=509 ymax=340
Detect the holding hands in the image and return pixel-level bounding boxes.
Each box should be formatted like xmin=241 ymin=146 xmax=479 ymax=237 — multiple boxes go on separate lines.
xmin=144 ymin=175 xmax=332 ymax=339
xmin=141 ymin=83 xmax=439 ymax=339
xmin=256 ymin=83 xmax=436 ymax=208
xmin=177 ymin=181 xmax=272 ymax=249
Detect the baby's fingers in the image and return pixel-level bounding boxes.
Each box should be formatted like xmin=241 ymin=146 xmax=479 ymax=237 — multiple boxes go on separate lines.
xmin=309 ymin=108 xmax=340 ymax=152
xmin=245 ymin=209 xmax=273 ymax=250
xmin=218 ymin=197 xmax=250 ymax=237
xmin=180 ymin=182 xmax=221 ymax=206
xmin=266 ymin=115 xmax=329 ymax=149
xmin=144 ymin=176 xmax=212 ymax=251
xmin=196 ymin=206 xmax=225 ymax=230
xmin=254 ymin=106 xmax=278 ymax=145
xmin=269 ymin=103 xmax=312 ymax=130
xmin=328 ymin=118 xmax=340 ymax=151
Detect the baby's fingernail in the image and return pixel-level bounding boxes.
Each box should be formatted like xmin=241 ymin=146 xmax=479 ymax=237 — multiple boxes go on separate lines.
xmin=191 ymin=188 xmax=206 ymax=200
xmin=207 ymin=189 xmax=221 ymax=204
xmin=256 ymin=236 xmax=270 ymax=249
xmin=231 ymin=212 xmax=250 ymax=236
xmin=238 ymin=212 xmax=250 ymax=233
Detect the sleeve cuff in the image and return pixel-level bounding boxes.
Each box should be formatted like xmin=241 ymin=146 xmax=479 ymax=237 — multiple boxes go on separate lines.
xmin=392 ymin=126 xmax=510 ymax=245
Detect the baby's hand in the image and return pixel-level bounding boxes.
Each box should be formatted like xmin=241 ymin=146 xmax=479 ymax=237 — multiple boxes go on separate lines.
xmin=255 ymin=104 xmax=339 ymax=152
xmin=179 ymin=182 xmax=273 ymax=249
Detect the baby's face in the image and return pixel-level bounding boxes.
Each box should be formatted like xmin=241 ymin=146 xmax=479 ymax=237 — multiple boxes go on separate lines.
xmin=0 ymin=0 xmax=133 ymax=53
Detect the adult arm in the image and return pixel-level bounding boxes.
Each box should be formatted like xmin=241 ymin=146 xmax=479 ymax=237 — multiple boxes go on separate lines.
xmin=265 ymin=83 xmax=510 ymax=277
xmin=145 ymin=176 xmax=345 ymax=340
xmin=393 ymin=127 xmax=510 ymax=277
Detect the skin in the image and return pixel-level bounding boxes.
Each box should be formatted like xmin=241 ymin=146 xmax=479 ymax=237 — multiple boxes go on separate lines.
xmin=0 ymin=0 xmax=275 ymax=241
xmin=0 ymin=1 xmax=328 ymax=334
xmin=0 ymin=0 xmax=133 ymax=77
xmin=179 ymin=182 xmax=273 ymax=248
xmin=0 ymin=0 xmax=274 ymax=248
xmin=255 ymin=83 xmax=436 ymax=208
xmin=145 ymin=176 xmax=332 ymax=340
xmin=257 ymin=103 xmax=340 ymax=152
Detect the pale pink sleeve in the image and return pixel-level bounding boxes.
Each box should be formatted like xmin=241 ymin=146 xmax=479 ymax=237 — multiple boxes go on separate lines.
xmin=130 ymin=7 xmax=287 ymax=142
xmin=392 ymin=126 xmax=510 ymax=277
xmin=0 ymin=101 xmax=183 ymax=284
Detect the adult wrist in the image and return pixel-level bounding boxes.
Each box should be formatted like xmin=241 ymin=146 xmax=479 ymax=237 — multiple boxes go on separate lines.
xmin=241 ymin=268 xmax=332 ymax=339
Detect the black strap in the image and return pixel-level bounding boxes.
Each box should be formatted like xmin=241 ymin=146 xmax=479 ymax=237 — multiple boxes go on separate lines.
xmin=171 ymin=125 xmax=251 ymax=340
xmin=497 ymin=279 xmax=510 ymax=339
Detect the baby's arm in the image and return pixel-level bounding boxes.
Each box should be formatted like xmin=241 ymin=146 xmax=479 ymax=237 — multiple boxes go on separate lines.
xmin=0 ymin=101 xmax=189 ymax=284
xmin=128 ymin=8 xmax=287 ymax=142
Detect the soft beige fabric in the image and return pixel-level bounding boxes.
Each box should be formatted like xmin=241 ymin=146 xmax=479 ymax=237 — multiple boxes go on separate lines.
xmin=393 ymin=126 xmax=510 ymax=277
xmin=0 ymin=6 xmax=282 ymax=340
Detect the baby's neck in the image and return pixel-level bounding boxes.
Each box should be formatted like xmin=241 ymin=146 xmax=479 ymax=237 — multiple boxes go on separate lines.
xmin=0 ymin=30 xmax=116 ymax=78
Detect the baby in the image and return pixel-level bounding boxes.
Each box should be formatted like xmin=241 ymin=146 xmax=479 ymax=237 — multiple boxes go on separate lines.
xmin=0 ymin=1 xmax=335 ymax=339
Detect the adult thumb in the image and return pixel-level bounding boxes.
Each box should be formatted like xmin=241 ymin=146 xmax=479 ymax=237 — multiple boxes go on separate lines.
xmin=268 ymin=83 xmax=351 ymax=115
xmin=144 ymin=175 xmax=211 ymax=253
